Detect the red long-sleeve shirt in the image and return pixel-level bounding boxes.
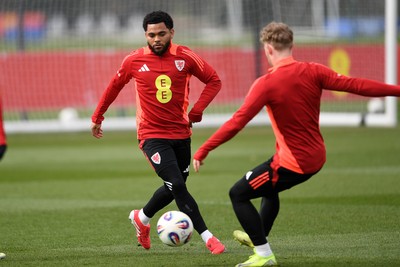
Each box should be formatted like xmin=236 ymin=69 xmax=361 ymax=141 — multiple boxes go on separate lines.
xmin=0 ymin=96 xmax=6 ymax=145
xmin=194 ymin=56 xmax=400 ymax=174
xmin=92 ymin=43 xmax=221 ymax=140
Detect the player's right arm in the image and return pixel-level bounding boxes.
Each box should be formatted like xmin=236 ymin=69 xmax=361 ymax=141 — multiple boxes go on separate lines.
xmin=91 ymin=53 xmax=134 ymax=136
xmin=193 ymin=78 xmax=267 ymax=171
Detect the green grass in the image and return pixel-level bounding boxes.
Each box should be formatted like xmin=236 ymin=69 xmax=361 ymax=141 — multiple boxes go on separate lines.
xmin=1 ymin=126 xmax=399 ymax=266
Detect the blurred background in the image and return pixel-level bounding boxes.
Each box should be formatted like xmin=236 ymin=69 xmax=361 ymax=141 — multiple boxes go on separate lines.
xmin=0 ymin=0 xmax=397 ymax=133
xmin=1 ymin=3 xmax=399 ymax=266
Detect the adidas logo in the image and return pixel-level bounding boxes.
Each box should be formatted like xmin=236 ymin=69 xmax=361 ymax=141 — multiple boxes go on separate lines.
xmin=138 ymin=64 xmax=150 ymax=72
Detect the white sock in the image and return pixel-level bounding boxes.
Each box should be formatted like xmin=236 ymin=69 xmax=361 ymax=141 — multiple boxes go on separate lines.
xmin=255 ymin=243 xmax=273 ymax=257
xmin=139 ymin=209 xmax=151 ymax=225
xmin=200 ymin=230 xmax=213 ymax=243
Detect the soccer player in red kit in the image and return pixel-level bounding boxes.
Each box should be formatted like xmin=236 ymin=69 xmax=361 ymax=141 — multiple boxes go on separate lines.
xmin=193 ymin=22 xmax=400 ymax=266
xmin=0 ymin=94 xmax=7 ymax=161
xmin=91 ymin=11 xmax=225 ymax=254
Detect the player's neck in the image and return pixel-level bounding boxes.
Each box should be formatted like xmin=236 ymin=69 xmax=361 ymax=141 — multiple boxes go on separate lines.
xmin=271 ymin=51 xmax=292 ymax=67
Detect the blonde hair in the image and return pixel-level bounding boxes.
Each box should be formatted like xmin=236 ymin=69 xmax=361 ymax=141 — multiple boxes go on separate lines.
xmin=260 ymin=22 xmax=293 ymax=51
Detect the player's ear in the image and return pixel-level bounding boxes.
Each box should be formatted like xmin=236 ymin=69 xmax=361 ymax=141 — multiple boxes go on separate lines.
xmin=267 ymin=44 xmax=274 ymax=54
xmin=170 ymin=28 xmax=175 ymax=38
xmin=263 ymin=43 xmax=273 ymax=56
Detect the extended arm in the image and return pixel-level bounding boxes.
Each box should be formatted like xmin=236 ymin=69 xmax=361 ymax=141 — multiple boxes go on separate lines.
xmin=317 ymin=63 xmax=400 ymax=96
xmin=193 ymin=78 xmax=267 ymax=172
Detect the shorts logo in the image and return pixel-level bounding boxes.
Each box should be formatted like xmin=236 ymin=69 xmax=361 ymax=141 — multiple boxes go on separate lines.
xmin=245 ymin=171 xmax=253 ymax=180
xmin=175 ymin=60 xmax=185 ymax=71
xmin=183 ymin=165 xmax=190 ymax=173
xmin=151 ymin=152 xmax=161 ymax=164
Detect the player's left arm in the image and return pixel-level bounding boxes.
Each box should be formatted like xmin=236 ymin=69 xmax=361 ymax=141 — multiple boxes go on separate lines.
xmin=316 ymin=63 xmax=400 ymax=96
xmin=183 ymin=49 xmax=222 ymax=123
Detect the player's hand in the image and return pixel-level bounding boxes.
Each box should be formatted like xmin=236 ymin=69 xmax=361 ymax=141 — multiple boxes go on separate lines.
xmin=188 ymin=110 xmax=202 ymax=123
xmin=91 ymin=123 xmax=103 ymax=139
xmin=193 ymin=159 xmax=203 ymax=172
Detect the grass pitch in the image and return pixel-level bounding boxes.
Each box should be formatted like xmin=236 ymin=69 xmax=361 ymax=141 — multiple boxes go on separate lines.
xmin=0 ymin=126 xmax=399 ymax=266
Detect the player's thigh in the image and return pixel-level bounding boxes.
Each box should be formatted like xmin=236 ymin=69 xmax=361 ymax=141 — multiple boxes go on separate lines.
xmin=171 ymin=138 xmax=191 ymax=178
xmin=275 ymin=167 xmax=315 ymax=192
xmin=230 ymin=161 xmax=274 ymax=200
xmin=231 ymin=159 xmax=317 ymax=199
xmin=141 ymin=139 xmax=178 ymax=174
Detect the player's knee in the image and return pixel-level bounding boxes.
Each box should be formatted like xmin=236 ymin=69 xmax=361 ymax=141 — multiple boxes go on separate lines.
xmin=230 ymin=181 xmax=252 ymax=203
xmin=229 ymin=185 xmax=241 ymax=202
xmin=170 ymin=180 xmax=188 ymax=196
xmin=158 ymin=185 xmax=174 ymax=199
xmin=158 ymin=165 xmax=188 ymax=196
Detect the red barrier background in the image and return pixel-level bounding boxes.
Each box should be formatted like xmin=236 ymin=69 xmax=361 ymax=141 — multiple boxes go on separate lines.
xmin=0 ymin=45 xmax=388 ymax=111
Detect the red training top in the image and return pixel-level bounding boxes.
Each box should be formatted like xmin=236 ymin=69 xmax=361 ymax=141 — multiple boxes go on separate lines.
xmin=0 ymin=95 xmax=6 ymax=145
xmin=194 ymin=56 xmax=400 ymax=174
xmin=92 ymin=43 xmax=221 ymax=140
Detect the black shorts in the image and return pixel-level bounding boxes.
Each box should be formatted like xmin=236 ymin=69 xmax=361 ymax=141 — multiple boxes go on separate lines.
xmin=233 ymin=156 xmax=318 ymax=198
xmin=139 ymin=138 xmax=191 ymax=177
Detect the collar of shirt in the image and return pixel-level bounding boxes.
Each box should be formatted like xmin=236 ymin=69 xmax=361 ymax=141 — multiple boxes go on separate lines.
xmin=268 ymin=56 xmax=296 ymax=73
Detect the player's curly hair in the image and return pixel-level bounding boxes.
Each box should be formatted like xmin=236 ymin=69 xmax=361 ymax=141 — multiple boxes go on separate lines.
xmin=143 ymin=11 xmax=174 ymax=31
xmin=260 ymin=22 xmax=293 ymax=51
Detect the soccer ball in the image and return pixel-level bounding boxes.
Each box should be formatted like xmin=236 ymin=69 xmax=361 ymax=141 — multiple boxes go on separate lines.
xmin=157 ymin=211 xmax=193 ymax=247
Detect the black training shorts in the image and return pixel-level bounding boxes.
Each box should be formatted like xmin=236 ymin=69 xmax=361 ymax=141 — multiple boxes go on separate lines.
xmin=139 ymin=138 xmax=191 ymax=177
